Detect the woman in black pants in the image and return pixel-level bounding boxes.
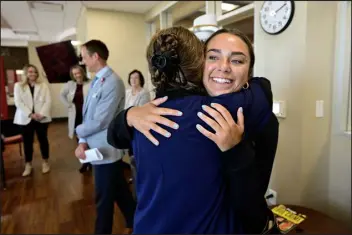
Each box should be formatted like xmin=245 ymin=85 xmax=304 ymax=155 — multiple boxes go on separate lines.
xmin=13 ymin=64 xmax=52 ymax=176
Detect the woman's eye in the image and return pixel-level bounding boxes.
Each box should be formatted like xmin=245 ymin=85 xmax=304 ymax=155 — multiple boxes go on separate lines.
xmin=208 ymin=55 xmax=218 ymax=60
xmin=231 ymin=60 xmax=244 ymax=64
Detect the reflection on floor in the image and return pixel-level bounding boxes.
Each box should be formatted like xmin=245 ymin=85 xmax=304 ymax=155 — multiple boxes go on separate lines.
xmin=1 ymin=120 xmax=131 ymax=234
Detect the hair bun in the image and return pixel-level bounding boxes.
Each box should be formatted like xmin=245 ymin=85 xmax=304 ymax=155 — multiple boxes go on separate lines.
xmin=152 ymin=33 xmax=180 ymax=73
xmin=156 ymin=33 xmax=179 ymax=53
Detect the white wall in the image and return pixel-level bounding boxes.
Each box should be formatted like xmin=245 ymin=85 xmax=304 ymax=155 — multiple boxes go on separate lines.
xmin=27 ymin=7 xmax=149 ymax=118
xmin=84 ymin=8 xmax=149 ymax=87
xmin=327 ymin=1 xmax=351 ymax=224
xmin=254 ymin=1 xmax=351 ymax=225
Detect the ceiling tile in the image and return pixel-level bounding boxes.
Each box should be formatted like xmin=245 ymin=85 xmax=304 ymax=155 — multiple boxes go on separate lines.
xmin=63 ymin=1 xmax=82 ymax=29
xmin=82 ymin=1 xmax=160 ymax=14
xmin=31 ymin=10 xmax=64 ymax=31
xmin=1 ymin=1 xmax=37 ymax=32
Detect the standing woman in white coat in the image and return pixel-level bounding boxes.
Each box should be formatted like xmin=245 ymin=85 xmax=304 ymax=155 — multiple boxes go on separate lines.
xmin=60 ymin=65 xmax=91 ymax=173
xmin=13 ymin=64 xmax=52 ymax=176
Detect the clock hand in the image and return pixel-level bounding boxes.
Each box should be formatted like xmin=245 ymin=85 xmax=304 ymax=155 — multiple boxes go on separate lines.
xmin=275 ymin=2 xmax=287 ymax=13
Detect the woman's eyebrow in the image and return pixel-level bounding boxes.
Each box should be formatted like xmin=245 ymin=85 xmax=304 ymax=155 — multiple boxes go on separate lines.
xmin=206 ymin=48 xmax=246 ymax=57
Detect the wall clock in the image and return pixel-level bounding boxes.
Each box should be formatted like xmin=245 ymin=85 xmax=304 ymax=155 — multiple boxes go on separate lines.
xmin=260 ymin=1 xmax=295 ymax=35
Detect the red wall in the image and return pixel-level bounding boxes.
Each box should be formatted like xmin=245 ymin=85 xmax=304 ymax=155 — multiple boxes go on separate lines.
xmin=0 ymin=56 xmax=8 ymax=119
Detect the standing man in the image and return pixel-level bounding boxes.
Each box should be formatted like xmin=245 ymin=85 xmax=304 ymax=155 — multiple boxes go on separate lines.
xmin=74 ymin=39 xmax=136 ymax=234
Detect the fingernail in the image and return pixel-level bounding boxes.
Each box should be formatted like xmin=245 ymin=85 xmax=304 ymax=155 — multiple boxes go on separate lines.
xmin=239 ymin=107 xmax=243 ymax=113
xmin=197 ymin=112 xmax=203 ymax=117
xmin=210 ymin=103 xmax=215 ymax=107
xmin=154 ymin=141 xmax=159 ymax=146
xmin=173 ymin=123 xmax=179 ymax=129
xmin=196 ymin=124 xmax=201 ymax=130
xmin=202 ymin=105 xmax=206 ymax=110
xmin=165 ymin=132 xmax=171 ymax=138
xmin=178 ymin=111 xmax=183 ymax=116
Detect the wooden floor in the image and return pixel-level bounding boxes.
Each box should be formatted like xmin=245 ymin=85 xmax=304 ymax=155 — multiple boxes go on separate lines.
xmin=1 ymin=120 xmax=131 ymax=234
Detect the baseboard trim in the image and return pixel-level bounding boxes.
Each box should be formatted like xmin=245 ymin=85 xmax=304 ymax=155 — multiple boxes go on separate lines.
xmin=52 ymin=117 xmax=68 ymax=122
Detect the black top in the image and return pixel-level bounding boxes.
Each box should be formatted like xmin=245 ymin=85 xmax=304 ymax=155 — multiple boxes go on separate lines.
xmin=73 ymin=84 xmax=84 ymax=116
xmin=29 ymin=84 xmax=35 ymax=113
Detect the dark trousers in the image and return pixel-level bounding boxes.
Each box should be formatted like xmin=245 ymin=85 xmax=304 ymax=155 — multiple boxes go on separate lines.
xmin=93 ymin=160 xmax=136 ymax=234
xmin=21 ymin=120 xmax=49 ymax=162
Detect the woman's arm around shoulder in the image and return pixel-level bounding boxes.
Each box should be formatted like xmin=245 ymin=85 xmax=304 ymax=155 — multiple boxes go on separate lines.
xmin=107 ymin=96 xmax=182 ymax=148
xmin=107 ymin=107 xmax=134 ymax=149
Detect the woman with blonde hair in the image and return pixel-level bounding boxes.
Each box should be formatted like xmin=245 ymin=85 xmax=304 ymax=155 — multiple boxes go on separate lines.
xmin=13 ymin=64 xmax=52 ymax=176
xmin=60 ymin=65 xmax=91 ymax=173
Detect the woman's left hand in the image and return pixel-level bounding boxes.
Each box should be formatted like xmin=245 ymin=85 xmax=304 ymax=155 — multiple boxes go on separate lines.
xmin=33 ymin=113 xmax=44 ymax=121
xmin=196 ymin=103 xmax=244 ymax=152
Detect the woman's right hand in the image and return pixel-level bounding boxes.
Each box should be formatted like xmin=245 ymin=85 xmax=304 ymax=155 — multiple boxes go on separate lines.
xmin=126 ymin=96 xmax=183 ymax=146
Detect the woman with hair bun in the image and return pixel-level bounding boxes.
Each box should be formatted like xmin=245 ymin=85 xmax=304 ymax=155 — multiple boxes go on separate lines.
xmin=108 ymin=26 xmax=273 ymax=234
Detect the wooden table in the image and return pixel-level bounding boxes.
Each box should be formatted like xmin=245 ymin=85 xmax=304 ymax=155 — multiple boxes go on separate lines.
xmin=272 ymin=205 xmax=352 ymax=234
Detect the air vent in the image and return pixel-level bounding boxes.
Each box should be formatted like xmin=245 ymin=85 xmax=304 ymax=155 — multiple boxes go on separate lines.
xmin=13 ymin=30 xmax=38 ymax=36
xmin=29 ymin=1 xmax=64 ymax=12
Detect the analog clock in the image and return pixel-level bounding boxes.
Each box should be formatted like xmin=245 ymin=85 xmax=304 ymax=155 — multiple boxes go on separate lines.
xmin=260 ymin=1 xmax=295 ymax=35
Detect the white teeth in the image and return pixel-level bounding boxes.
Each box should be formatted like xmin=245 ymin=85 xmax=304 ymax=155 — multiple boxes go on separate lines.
xmin=212 ymin=77 xmax=231 ymax=84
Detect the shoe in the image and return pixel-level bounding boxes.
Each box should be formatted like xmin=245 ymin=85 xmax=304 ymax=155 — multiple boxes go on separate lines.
xmin=42 ymin=161 xmax=50 ymax=174
xmin=79 ymin=163 xmax=92 ymax=173
xmin=22 ymin=163 xmax=32 ymax=177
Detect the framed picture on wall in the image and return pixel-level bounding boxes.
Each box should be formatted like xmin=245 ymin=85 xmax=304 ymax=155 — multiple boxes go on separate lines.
xmin=5 ymin=69 xmax=15 ymax=97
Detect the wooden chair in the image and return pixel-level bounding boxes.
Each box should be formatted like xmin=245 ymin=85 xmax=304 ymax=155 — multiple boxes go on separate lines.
xmin=3 ymin=135 xmax=23 ymax=157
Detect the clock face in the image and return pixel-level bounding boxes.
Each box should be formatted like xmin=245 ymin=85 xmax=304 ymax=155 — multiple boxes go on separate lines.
xmin=260 ymin=1 xmax=295 ymax=35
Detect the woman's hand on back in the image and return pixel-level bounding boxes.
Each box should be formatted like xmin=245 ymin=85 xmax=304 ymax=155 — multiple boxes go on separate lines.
xmin=196 ymin=103 xmax=244 ymax=152
xmin=126 ymin=96 xmax=183 ymax=146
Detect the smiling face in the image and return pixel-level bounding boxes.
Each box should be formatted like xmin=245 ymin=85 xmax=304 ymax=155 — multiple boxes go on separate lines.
xmin=72 ymin=68 xmax=83 ymax=83
xmin=26 ymin=66 xmax=39 ymax=83
xmin=203 ymin=33 xmax=251 ymax=96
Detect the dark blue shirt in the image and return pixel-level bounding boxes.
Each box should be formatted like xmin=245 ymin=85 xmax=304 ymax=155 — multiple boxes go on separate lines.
xmin=131 ymin=78 xmax=271 ymax=234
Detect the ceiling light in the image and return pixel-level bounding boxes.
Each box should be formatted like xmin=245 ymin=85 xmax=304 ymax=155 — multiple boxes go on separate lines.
xmin=13 ymin=30 xmax=38 ymax=35
xmin=221 ymin=3 xmax=239 ymax=12
xmin=193 ymin=14 xmax=219 ymax=42
xmin=71 ymin=40 xmax=81 ymax=46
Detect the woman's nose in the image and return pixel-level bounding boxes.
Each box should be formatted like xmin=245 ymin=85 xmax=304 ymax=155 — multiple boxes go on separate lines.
xmin=218 ymin=59 xmax=231 ymax=73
